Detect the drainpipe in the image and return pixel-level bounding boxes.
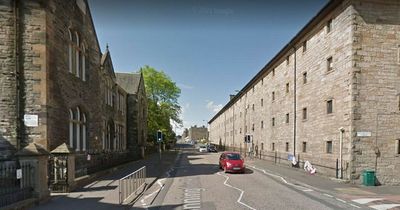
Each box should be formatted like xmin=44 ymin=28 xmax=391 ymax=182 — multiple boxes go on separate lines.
xmin=14 ymin=0 xmax=21 ymax=151
xmin=339 ymin=127 xmax=344 ymax=179
xmin=293 ymin=47 xmax=297 ymax=158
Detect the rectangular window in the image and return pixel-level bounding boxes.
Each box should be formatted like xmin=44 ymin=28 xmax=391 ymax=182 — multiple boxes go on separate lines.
xmin=261 ymin=143 xmax=264 ymax=150
xmin=398 ymin=95 xmax=400 ymax=111
xmin=261 ymin=121 xmax=264 ymax=129
xmin=303 ymin=108 xmax=307 ymax=120
xmin=286 ymin=56 xmax=290 ymax=65
xmin=272 ymin=68 xmax=275 ymax=76
xmin=327 ymin=56 xmax=333 ymax=71
xmin=252 ymin=104 xmax=255 ymax=111
xmin=272 ymin=117 xmax=275 ymax=126
xmin=303 ymin=72 xmax=307 ymax=84
xmin=261 ymin=78 xmax=264 ymax=85
xmin=272 ymin=143 xmax=275 ymax=151
xmin=286 ymin=113 xmax=289 ymax=123
xmin=303 ymin=41 xmax=307 ymax=52
xmin=261 ymin=98 xmax=263 ymax=107
xmin=285 ymin=142 xmax=289 ymax=152
xmin=327 ymin=19 xmax=332 ymax=33
xmin=252 ymin=123 xmax=255 ymax=131
xmin=396 ymin=139 xmax=400 ymax=155
xmin=286 ymin=83 xmax=290 ymax=93
xmin=272 ymin=91 xmax=275 ymax=101
xmin=326 ymin=141 xmax=333 ymax=153
xmin=245 ymin=126 xmax=247 ymax=133
xmin=240 ymin=128 xmax=242 ymax=134
xmin=302 ymin=142 xmax=307 ymax=153
xmin=327 ymin=100 xmax=333 ymax=114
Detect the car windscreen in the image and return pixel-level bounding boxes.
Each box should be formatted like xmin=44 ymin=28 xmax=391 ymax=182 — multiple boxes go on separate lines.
xmin=226 ymin=153 xmax=241 ymax=160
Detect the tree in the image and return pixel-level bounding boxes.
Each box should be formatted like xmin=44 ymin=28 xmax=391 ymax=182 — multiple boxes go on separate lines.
xmin=141 ymin=65 xmax=182 ymax=144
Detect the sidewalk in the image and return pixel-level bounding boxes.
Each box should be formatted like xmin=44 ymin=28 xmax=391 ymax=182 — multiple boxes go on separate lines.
xmin=32 ymin=151 xmax=178 ymax=210
xmin=245 ymin=157 xmax=400 ymax=199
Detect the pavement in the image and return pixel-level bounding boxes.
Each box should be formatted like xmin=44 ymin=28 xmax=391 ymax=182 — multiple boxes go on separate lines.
xmin=245 ymin=156 xmax=400 ymax=210
xmin=31 ymin=150 xmax=179 ymax=210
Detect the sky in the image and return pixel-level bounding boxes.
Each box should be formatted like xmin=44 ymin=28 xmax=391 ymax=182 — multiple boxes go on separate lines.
xmin=88 ymin=0 xmax=328 ymax=135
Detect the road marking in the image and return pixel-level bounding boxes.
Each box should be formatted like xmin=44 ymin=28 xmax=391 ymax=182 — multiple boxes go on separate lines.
xmin=140 ymin=178 xmax=166 ymax=207
xmin=323 ymin=193 xmax=334 ymax=198
xmin=336 ymin=198 xmax=347 ymax=203
xmin=369 ymin=204 xmax=400 ymax=210
xmin=350 ymin=204 xmax=361 ymax=209
xmin=352 ymin=198 xmax=384 ymax=204
xmin=217 ymin=172 xmax=257 ymax=210
xmin=183 ymin=188 xmax=203 ymax=209
xmin=303 ymin=189 xmax=314 ymax=192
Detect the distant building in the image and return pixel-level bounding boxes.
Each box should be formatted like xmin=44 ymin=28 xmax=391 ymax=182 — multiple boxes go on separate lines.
xmin=209 ymin=0 xmax=400 ymax=185
xmin=188 ymin=126 xmax=208 ymax=141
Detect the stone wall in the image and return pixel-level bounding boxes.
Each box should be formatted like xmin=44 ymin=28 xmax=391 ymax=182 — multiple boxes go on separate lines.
xmin=0 ymin=0 xmax=17 ymax=159
xmin=351 ymin=0 xmax=400 ymax=185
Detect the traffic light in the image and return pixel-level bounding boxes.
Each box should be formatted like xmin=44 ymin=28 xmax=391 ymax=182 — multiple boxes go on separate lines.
xmin=157 ymin=130 xmax=163 ymax=142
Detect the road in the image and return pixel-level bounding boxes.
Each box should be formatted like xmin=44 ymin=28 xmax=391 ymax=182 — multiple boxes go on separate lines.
xmin=139 ymin=143 xmax=368 ymax=210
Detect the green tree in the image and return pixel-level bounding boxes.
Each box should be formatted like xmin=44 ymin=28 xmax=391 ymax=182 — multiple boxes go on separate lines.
xmin=141 ymin=65 xmax=182 ymax=144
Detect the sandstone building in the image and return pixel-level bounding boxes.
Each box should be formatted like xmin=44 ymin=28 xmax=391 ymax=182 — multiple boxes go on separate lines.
xmin=209 ymin=0 xmax=400 ymax=185
xmin=188 ymin=125 xmax=208 ymax=142
xmin=0 ymin=0 xmax=147 ymax=178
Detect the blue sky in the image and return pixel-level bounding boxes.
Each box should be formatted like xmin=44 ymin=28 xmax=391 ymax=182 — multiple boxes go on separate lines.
xmin=88 ymin=0 xmax=328 ymax=134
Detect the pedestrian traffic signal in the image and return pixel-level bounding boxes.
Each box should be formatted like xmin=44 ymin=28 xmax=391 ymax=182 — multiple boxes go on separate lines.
xmin=157 ymin=130 xmax=163 ymax=142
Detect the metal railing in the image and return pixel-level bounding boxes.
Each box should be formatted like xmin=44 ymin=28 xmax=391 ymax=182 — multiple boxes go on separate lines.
xmin=118 ymin=166 xmax=146 ymax=204
xmin=0 ymin=161 xmax=34 ymax=208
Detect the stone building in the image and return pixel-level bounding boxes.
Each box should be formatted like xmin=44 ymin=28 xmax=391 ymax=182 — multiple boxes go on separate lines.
xmin=208 ymin=0 xmax=400 ymax=185
xmin=188 ymin=125 xmax=208 ymax=141
xmin=0 ymin=0 xmax=146 ymax=178
xmin=116 ymin=72 xmax=148 ymax=159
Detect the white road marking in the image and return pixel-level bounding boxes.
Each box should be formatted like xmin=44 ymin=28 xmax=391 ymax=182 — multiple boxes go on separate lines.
xmin=336 ymin=198 xmax=347 ymax=203
xmin=140 ymin=178 xmax=166 ymax=207
xmin=303 ymin=189 xmax=314 ymax=192
xmin=183 ymin=188 xmax=203 ymax=209
xmin=370 ymin=204 xmax=400 ymax=210
xmin=323 ymin=193 xmax=334 ymax=198
xmin=217 ymin=172 xmax=257 ymax=210
xmin=350 ymin=204 xmax=361 ymax=209
xmin=352 ymin=198 xmax=384 ymax=204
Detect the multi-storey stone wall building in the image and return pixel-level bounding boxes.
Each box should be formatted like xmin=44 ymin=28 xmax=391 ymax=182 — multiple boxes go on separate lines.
xmin=209 ymin=0 xmax=400 ymax=185
xmin=188 ymin=125 xmax=208 ymax=141
xmin=0 ymin=0 xmax=147 ymax=177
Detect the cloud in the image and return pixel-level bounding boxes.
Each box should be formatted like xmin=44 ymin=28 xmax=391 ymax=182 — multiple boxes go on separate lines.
xmin=178 ymin=83 xmax=194 ymax=90
xmin=206 ymin=100 xmax=223 ymax=113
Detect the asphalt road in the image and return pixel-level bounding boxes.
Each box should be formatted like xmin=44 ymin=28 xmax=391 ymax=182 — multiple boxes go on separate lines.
xmin=144 ymin=143 xmax=366 ymax=210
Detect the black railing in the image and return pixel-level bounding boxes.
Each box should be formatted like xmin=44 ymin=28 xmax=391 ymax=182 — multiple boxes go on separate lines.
xmin=0 ymin=161 xmax=34 ymax=208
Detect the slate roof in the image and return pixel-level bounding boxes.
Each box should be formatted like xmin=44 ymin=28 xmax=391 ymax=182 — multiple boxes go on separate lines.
xmin=116 ymin=73 xmax=142 ymax=94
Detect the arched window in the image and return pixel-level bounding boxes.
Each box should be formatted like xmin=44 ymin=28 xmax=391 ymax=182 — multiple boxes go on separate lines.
xmin=76 ymin=107 xmax=81 ymax=151
xmin=75 ymin=32 xmax=80 ymax=78
xmin=81 ymin=43 xmax=86 ymax=81
xmin=69 ymin=109 xmax=74 ymax=148
xmin=68 ymin=29 xmax=73 ymax=73
xmin=82 ymin=113 xmax=86 ymax=151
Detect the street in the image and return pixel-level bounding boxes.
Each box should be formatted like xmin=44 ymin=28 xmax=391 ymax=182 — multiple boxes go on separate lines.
xmin=136 ymin=143 xmax=373 ymax=210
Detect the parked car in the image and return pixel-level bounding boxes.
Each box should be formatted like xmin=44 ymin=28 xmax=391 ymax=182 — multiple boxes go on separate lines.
xmin=219 ymin=152 xmax=245 ymax=173
xmin=207 ymin=145 xmax=217 ymax=152
xmin=199 ymin=145 xmax=207 ymax=152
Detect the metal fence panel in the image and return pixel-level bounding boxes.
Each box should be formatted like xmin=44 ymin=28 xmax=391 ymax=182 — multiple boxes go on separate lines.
xmin=118 ymin=166 xmax=146 ymax=204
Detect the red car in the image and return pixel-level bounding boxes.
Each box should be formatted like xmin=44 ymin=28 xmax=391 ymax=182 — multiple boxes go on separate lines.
xmin=219 ymin=152 xmax=245 ymax=173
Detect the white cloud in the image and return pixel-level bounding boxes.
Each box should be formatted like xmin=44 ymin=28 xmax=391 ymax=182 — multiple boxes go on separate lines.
xmin=206 ymin=100 xmax=223 ymax=113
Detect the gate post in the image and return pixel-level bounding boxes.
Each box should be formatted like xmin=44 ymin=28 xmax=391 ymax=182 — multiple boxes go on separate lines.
xmin=16 ymin=142 xmax=50 ymax=202
xmin=50 ymin=143 xmax=76 ymax=192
